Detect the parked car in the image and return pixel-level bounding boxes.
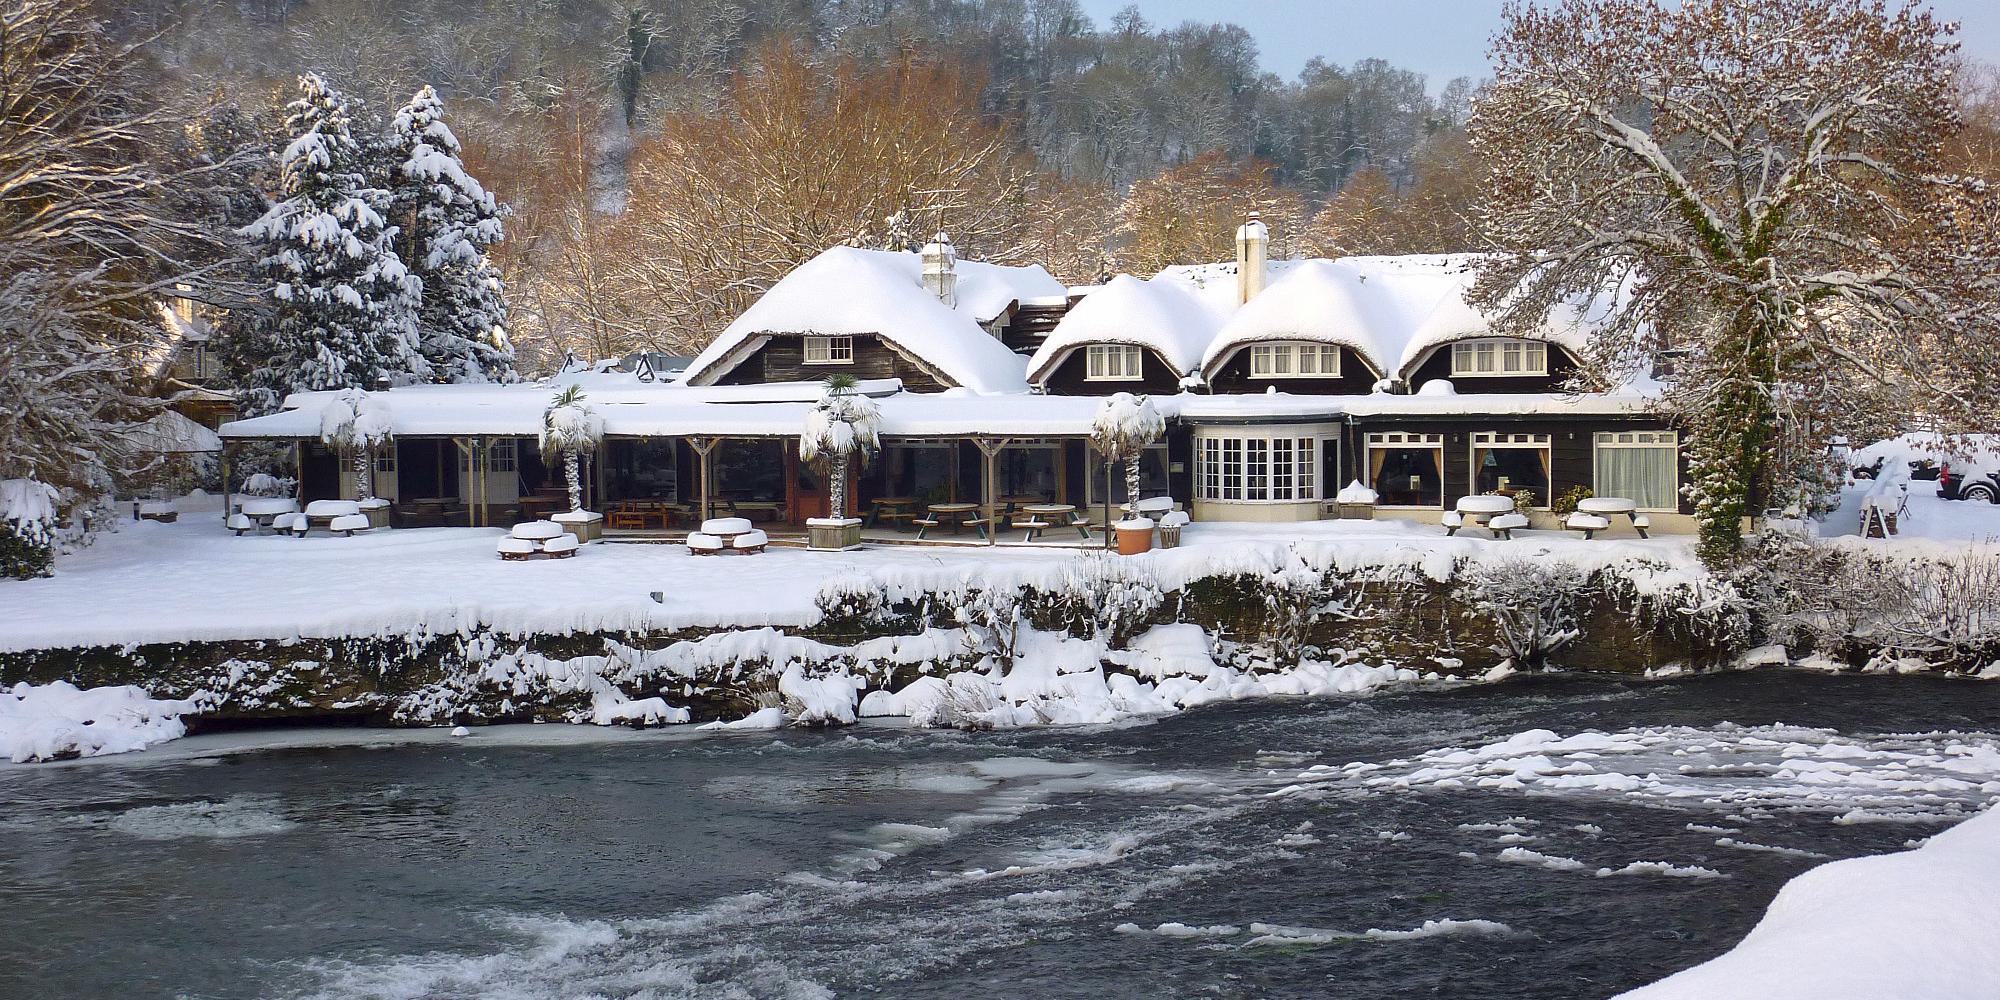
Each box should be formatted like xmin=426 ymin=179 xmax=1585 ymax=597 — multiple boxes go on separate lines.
xmin=1938 ymin=466 xmax=2000 ymax=504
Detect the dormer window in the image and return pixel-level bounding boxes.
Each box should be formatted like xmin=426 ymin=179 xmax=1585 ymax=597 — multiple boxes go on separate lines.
xmin=1249 ymin=342 xmax=1341 ymax=378
xmin=804 ymin=335 xmax=854 ymax=365
xmin=1451 ymin=339 xmax=1547 ymax=376
xmin=1086 ymin=344 xmax=1143 ymax=380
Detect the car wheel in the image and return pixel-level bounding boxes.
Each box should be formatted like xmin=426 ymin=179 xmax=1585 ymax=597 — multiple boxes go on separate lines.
xmin=1966 ymin=483 xmax=1997 ymax=504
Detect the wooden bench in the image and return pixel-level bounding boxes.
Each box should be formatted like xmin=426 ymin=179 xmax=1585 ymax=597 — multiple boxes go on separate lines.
xmin=1016 ymin=519 xmax=1049 ymax=542
xmin=876 ymin=510 xmax=917 ymax=530
xmin=1565 ymin=513 xmax=1611 ymax=540
xmin=912 ymin=517 xmax=941 ymax=539
xmin=961 ymin=517 xmax=993 ymax=540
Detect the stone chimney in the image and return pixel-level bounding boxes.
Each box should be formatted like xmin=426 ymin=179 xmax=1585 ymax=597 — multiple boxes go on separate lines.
xmin=921 ymin=231 xmax=958 ymax=309
xmin=1235 ymin=211 xmax=1269 ymax=305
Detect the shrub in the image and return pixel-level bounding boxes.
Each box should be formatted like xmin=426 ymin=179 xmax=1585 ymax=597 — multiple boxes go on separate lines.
xmin=1553 ymin=485 xmax=1594 ymax=517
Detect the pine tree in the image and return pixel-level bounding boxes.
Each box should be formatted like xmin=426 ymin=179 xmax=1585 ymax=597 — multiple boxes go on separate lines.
xmin=234 ymin=73 xmax=425 ymax=414
xmin=386 ymin=86 xmax=516 ymax=383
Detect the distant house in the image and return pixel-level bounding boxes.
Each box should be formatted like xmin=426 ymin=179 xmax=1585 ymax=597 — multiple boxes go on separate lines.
xmin=220 ymin=223 xmax=1688 ymax=534
xmin=150 ymin=298 xmax=236 ymax=429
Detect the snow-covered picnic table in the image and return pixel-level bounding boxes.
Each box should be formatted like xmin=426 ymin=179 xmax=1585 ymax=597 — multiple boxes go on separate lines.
xmin=294 ymin=500 xmax=368 ymax=537
xmin=1573 ymin=496 xmax=1650 ymax=538
xmin=497 ymin=520 xmax=579 ymax=560
xmin=688 ymin=517 xmax=768 ymax=555
xmin=1443 ymin=494 xmax=1521 ymax=538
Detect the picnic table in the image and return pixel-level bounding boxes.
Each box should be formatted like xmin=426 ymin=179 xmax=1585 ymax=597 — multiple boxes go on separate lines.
xmin=868 ymin=496 xmax=919 ymax=529
xmin=295 ymin=499 xmax=367 ymax=537
xmin=1018 ymin=503 xmax=1088 ymax=541
xmin=1574 ymin=496 xmax=1650 ymax=538
xmin=1443 ymin=495 xmax=1516 ymax=538
xmin=231 ymin=496 xmax=300 ymax=535
xmin=688 ymin=517 xmax=768 ymax=555
xmin=919 ymin=502 xmax=983 ymax=539
xmin=497 ymin=519 xmax=579 ymax=560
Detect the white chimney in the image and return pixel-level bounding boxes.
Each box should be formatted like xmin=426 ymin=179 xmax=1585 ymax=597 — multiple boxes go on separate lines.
xmin=1235 ymin=212 xmax=1269 ymax=305
xmin=921 ymin=231 xmax=958 ymax=309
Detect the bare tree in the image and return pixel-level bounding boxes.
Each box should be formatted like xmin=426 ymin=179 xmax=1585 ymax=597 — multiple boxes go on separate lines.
xmin=1470 ymin=0 xmax=2000 ymax=563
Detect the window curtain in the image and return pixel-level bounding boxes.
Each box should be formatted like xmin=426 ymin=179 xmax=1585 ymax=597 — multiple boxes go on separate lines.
xmin=1596 ymin=446 xmax=1675 ymax=509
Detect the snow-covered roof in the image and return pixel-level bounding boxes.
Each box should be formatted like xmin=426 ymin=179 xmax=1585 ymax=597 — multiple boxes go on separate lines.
xmin=223 ymin=375 xmax=1664 ymax=443
xmin=677 ymin=246 xmax=1061 ymax=395
xmin=124 ymin=410 xmax=223 ymax=453
xmin=1025 ymin=274 xmax=1222 ymax=382
xmin=1151 ymin=259 xmax=1304 ymax=317
xmin=1197 ymin=255 xmax=1604 ymax=382
xmin=224 ymin=380 xmax=1113 ymax=440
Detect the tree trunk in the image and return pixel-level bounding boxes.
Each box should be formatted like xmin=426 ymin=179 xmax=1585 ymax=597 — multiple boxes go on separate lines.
xmin=1125 ymin=456 xmax=1142 ymax=513
xmin=565 ymin=450 xmax=583 ymax=512
xmin=1688 ymin=314 xmax=1779 ymax=566
xmin=831 ymin=453 xmax=849 ymax=519
xmin=354 ymin=447 xmax=372 ymax=500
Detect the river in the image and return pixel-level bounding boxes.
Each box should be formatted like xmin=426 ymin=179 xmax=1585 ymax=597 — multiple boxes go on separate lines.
xmin=3 ymin=670 xmax=1997 ymax=1000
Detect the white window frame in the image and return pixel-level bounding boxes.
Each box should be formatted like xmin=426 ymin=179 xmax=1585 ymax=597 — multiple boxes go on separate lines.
xmin=1249 ymin=342 xmax=1342 ymax=378
xmin=803 ymin=335 xmax=854 ymax=365
xmin=1365 ymin=431 xmax=1446 ymax=509
xmin=487 ymin=438 xmax=517 ymax=473
xmin=1451 ymin=339 xmax=1548 ymax=377
xmin=1085 ymin=344 xmax=1144 ymax=381
xmin=1469 ymin=431 xmax=1552 ymax=507
xmin=1594 ymin=430 xmax=1681 ymax=512
xmin=1195 ymin=429 xmax=1324 ymax=504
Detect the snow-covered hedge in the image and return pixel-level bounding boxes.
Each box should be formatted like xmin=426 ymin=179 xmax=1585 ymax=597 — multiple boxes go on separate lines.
xmin=0 ymin=479 xmax=59 ymax=580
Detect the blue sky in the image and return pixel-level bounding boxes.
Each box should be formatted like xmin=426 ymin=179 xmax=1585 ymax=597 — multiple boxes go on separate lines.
xmin=1075 ymin=0 xmax=2000 ymax=86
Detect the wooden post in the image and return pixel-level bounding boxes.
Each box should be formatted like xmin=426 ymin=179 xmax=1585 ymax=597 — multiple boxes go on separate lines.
xmin=219 ymin=440 xmax=232 ymax=524
xmin=975 ymin=436 xmax=1009 ymax=547
xmin=689 ymin=436 xmax=721 ymax=524
xmin=292 ymin=440 xmax=303 ymax=506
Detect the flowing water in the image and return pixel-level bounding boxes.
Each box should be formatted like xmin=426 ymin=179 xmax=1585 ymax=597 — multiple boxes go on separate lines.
xmin=4 ymin=671 xmax=1999 ymax=1000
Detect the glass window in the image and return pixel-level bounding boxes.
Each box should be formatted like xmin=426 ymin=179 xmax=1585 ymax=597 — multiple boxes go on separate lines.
xmin=1195 ymin=433 xmax=1321 ymax=502
xmin=1595 ymin=431 xmax=1680 ymax=510
xmin=804 ymin=335 xmax=854 ymax=364
xmin=1250 ymin=342 xmax=1341 ymax=378
xmin=488 ymin=438 xmax=517 ymax=472
xmin=1453 ymin=339 xmax=1549 ymax=376
xmin=1366 ymin=433 xmax=1445 ymax=507
xmin=1472 ymin=432 xmax=1552 ymax=504
xmin=1086 ymin=344 xmax=1143 ymax=380
xmin=374 ymin=446 xmax=396 ymax=473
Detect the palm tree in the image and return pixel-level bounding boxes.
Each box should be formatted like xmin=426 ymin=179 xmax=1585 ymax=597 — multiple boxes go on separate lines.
xmin=540 ymin=385 xmax=603 ymax=512
xmin=799 ymin=374 xmax=882 ymax=519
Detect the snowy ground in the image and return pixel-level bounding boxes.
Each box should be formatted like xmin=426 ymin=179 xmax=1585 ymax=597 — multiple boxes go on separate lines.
xmin=0 ymin=501 xmax=1702 ymax=653
xmin=1819 ymin=479 xmax=2000 ymax=544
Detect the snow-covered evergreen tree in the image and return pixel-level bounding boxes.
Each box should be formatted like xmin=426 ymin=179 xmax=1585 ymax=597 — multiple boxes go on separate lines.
xmin=234 ymin=74 xmax=425 ymax=414
xmin=386 ymin=86 xmax=515 ymax=383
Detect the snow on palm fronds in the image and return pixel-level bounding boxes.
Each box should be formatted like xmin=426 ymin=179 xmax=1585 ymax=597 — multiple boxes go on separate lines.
xmin=542 ymin=385 xmax=603 ymax=513
xmin=318 ymin=389 xmax=393 ymax=500
xmin=1090 ymin=393 xmax=1165 ymax=516
xmin=799 ymin=375 xmax=882 ymax=519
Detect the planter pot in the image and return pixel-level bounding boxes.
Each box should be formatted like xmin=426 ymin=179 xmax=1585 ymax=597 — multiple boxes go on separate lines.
xmin=1339 ymin=503 xmax=1376 ymax=520
xmin=1158 ymin=524 xmax=1182 ymax=549
xmin=1114 ymin=518 xmax=1154 ymax=556
xmin=807 ymin=516 xmax=863 ymax=551
xmin=360 ymin=501 xmax=393 ymax=529
xmin=552 ymin=509 xmax=604 ymax=542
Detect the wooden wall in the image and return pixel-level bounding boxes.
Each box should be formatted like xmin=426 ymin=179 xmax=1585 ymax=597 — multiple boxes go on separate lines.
xmin=1205 ymin=344 xmax=1380 ymax=395
xmin=715 ymin=334 xmax=951 ymax=392
xmin=1039 ymin=344 xmax=1185 ymax=395
xmin=1403 ymin=342 xmax=1581 ymax=394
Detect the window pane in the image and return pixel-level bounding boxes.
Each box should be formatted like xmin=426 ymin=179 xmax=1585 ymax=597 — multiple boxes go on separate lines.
xmin=1271 ymin=440 xmax=1292 ymax=500
xmin=1297 ymin=438 xmax=1316 ymax=499
xmin=1597 ymin=445 xmax=1677 ymax=510
xmin=1370 ymin=446 xmax=1442 ymax=506
xmin=1474 ymin=445 xmax=1550 ymax=499
xmin=1222 ymin=440 xmax=1242 ymax=499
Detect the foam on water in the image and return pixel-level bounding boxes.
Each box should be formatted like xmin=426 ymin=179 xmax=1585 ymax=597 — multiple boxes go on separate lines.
xmin=104 ymin=796 xmax=296 ymax=840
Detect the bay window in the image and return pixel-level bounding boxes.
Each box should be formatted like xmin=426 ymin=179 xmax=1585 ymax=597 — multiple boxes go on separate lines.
xmin=1594 ymin=431 xmax=1680 ymax=510
xmin=1197 ymin=430 xmax=1321 ymax=502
